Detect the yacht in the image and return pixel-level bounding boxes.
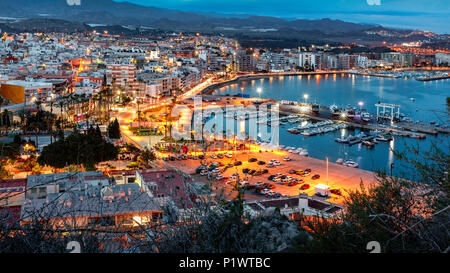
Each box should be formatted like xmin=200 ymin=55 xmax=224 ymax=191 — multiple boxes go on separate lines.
xmin=344 ymin=160 xmax=359 ymax=168
xmin=345 ymin=107 xmax=356 ymax=120
xmin=330 ymin=104 xmax=340 ymax=117
xmin=312 ymin=103 xmax=320 ymax=114
xmin=361 ymin=112 xmax=371 ymax=123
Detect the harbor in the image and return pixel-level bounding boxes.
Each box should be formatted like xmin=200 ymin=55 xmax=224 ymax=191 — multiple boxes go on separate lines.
xmin=213 ymin=73 xmax=449 ymax=174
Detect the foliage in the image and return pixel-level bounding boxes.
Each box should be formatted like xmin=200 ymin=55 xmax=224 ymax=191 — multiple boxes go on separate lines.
xmin=38 ymin=126 xmax=118 ymax=169
xmin=299 ymin=141 xmax=449 ymax=253
xmin=107 ymin=118 xmax=121 ymax=139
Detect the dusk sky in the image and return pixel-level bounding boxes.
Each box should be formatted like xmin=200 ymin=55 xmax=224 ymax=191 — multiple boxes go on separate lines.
xmin=118 ymin=0 xmax=449 ymax=33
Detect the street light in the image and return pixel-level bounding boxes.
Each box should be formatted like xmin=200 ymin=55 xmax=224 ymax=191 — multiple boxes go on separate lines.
xmin=303 ymin=94 xmax=309 ymax=104
xmin=358 ymin=101 xmax=364 ymax=111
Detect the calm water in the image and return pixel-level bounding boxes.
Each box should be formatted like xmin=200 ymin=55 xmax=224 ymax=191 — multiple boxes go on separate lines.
xmin=213 ymin=74 xmax=450 ymax=176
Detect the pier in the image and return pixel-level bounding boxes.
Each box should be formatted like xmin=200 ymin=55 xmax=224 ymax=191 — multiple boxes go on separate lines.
xmin=279 ymin=104 xmax=447 ymax=138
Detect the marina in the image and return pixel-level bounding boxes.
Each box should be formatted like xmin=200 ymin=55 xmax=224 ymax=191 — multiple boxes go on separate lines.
xmin=213 ymin=74 xmax=449 ymax=175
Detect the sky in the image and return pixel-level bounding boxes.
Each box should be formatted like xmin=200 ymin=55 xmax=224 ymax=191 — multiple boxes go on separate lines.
xmin=117 ymin=0 xmax=450 ymax=33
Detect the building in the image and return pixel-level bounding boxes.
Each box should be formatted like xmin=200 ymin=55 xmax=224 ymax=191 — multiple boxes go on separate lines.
xmin=244 ymin=194 xmax=343 ymax=219
xmin=381 ymin=52 xmax=413 ymax=67
xmin=0 ymin=80 xmax=53 ymax=103
xmin=435 ymin=53 xmax=450 ymax=66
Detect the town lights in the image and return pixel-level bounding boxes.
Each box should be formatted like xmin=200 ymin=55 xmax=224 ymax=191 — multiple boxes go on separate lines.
xmin=303 ymin=94 xmax=309 ymax=104
xmin=340 ymin=113 xmax=347 ymax=119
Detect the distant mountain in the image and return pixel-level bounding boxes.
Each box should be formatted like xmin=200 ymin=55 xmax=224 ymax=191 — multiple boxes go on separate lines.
xmin=0 ymin=0 xmax=380 ymax=34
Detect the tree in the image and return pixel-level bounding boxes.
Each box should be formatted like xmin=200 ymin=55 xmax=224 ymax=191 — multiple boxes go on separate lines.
xmin=138 ymin=148 xmax=156 ymax=168
xmin=107 ymin=118 xmax=121 ymax=139
xmin=38 ymin=129 xmax=118 ymax=170
xmin=298 ymin=141 xmax=449 ymax=253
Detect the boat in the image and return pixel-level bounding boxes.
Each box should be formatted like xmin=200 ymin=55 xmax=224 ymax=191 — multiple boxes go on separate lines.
xmin=312 ymin=103 xmax=320 ymax=114
xmin=330 ymin=104 xmax=340 ymax=117
xmin=362 ymin=140 xmax=375 ymax=148
xmin=336 ymin=158 xmax=344 ymax=165
xmin=287 ymin=128 xmax=300 ymax=134
xmin=361 ymin=112 xmax=371 ymax=123
xmin=344 ymin=160 xmax=359 ymax=168
xmin=299 ymin=150 xmax=309 ymax=157
xmin=345 ymin=107 xmax=356 ymax=120
xmin=335 ymin=137 xmax=349 ymax=144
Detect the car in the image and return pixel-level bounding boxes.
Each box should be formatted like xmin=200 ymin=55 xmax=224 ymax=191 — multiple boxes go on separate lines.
xmin=288 ymin=170 xmax=297 ymax=174
xmin=210 ymin=154 xmax=217 ymax=159
xmin=234 ymin=161 xmax=242 ymax=166
xmin=300 ymin=184 xmax=310 ymax=190
xmin=192 ymin=156 xmax=198 ymax=160
xmin=248 ymin=158 xmax=258 ymax=163
xmin=217 ymin=154 xmax=224 ymax=159
xmin=312 ymin=174 xmax=320 ymax=180
xmin=262 ymin=169 xmax=269 ymax=174
xmin=288 ymin=181 xmax=299 ymax=187
xmin=266 ymin=163 xmax=275 ymax=168
xmin=305 ymin=168 xmax=312 ymax=173
xmin=268 ymin=175 xmax=276 ymax=181
xmin=239 ymin=180 xmax=249 ymax=186
xmin=217 ymin=162 xmax=225 ymax=167
xmin=272 ymin=193 xmax=282 ymax=198
xmin=200 ymin=170 xmax=209 ymax=176
xmin=257 ymin=161 xmax=266 ymax=165
xmin=242 ymin=168 xmax=250 ymax=174
xmin=330 ymin=189 xmax=342 ymax=196
xmin=226 ymin=163 xmax=234 ymax=168
xmin=248 ymin=169 xmax=256 ymax=175
xmin=195 ymin=166 xmax=206 ymax=174
xmin=283 ymin=157 xmax=292 ymax=161
xmin=225 ymin=152 xmax=233 ymax=158
xmin=187 ymin=155 xmax=193 ymax=159
xmin=261 ymin=189 xmax=270 ymax=195
xmin=198 ymin=155 xmax=205 ymax=160
xmin=295 ymin=170 xmax=304 ymax=175
xmin=215 ymin=175 xmax=225 ymax=180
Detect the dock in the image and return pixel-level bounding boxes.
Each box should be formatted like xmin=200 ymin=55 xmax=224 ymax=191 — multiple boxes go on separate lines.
xmin=278 ymin=104 xmax=446 ymax=138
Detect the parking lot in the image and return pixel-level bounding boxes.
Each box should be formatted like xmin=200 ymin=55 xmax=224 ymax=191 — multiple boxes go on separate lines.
xmin=162 ymin=148 xmax=379 ymax=205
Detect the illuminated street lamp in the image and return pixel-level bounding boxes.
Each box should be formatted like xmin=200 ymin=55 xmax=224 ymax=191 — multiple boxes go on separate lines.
xmin=358 ymin=101 xmax=364 ymax=111
xmin=303 ymin=94 xmax=309 ymax=104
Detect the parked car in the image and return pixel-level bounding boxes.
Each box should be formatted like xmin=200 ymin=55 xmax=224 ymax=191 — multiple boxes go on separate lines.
xmin=225 ymin=152 xmax=233 ymax=158
xmin=242 ymin=168 xmax=250 ymax=174
xmin=248 ymin=158 xmax=258 ymax=163
xmin=330 ymin=189 xmax=342 ymax=196
xmin=312 ymin=174 xmax=320 ymax=180
xmin=300 ymin=184 xmax=310 ymax=190
xmin=257 ymin=161 xmax=266 ymax=165
xmin=234 ymin=161 xmax=242 ymax=166
xmin=283 ymin=157 xmax=292 ymax=161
